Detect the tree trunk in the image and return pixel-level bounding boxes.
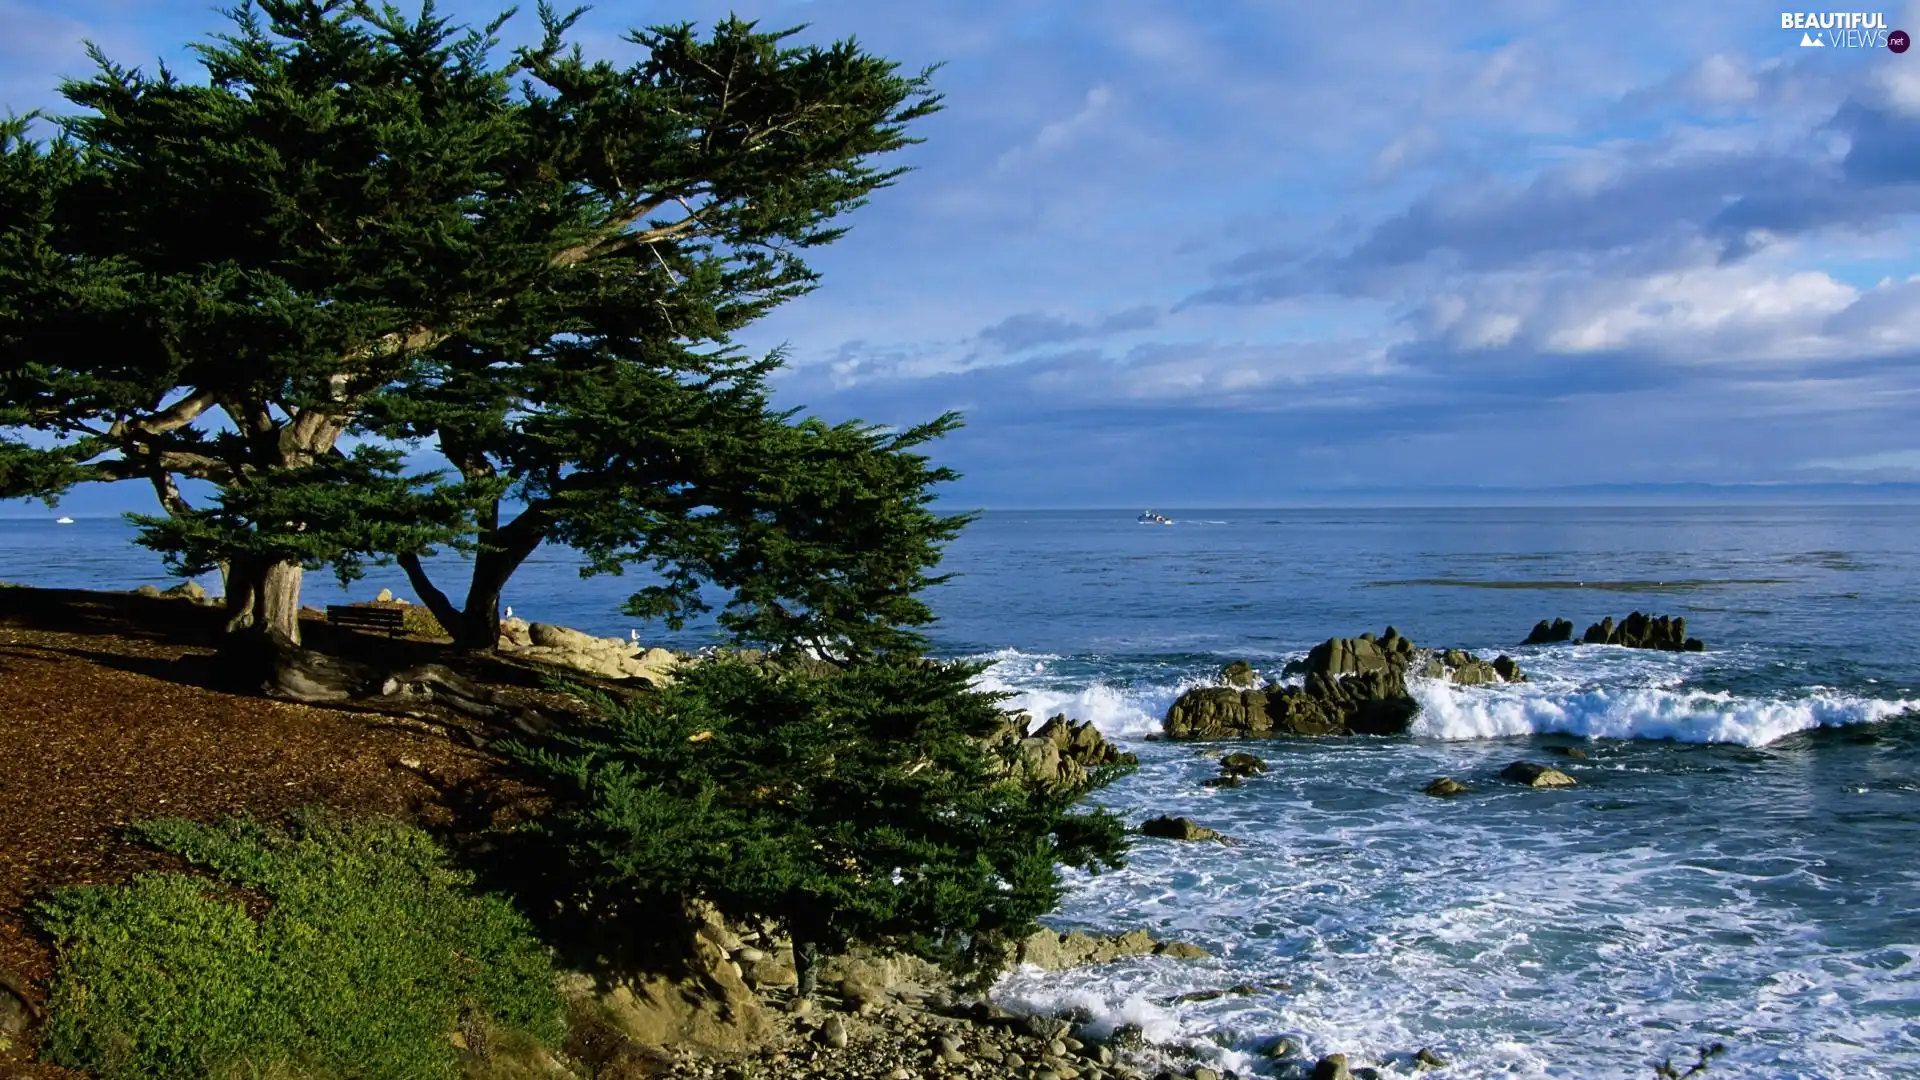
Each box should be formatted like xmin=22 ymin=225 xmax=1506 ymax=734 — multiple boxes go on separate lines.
xmin=223 ymin=556 xmax=304 ymax=644
xmin=397 ymin=501 xmax=549 ymax=652
xmin=256 ymin=561 xmax=304 ymax=643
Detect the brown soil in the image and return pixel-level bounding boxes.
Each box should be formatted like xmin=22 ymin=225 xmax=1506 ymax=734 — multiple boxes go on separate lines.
xmin=0 ymin=587 xmax=595 ymax=1077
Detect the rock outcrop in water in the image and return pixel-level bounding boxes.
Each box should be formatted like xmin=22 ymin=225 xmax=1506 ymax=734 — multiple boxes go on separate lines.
xmin=1523 ymin=618 xmax=1575 ymax=644
xmin=1581 ymin=611 xmax=1705 ymax=651
xmin=1163 ymin=627 xmax=1525 ymax=740
xmin=1523 ymin=612 xmax=1705 ymax=651
xmin=981 ymin=712 xmax=1138 ymax=792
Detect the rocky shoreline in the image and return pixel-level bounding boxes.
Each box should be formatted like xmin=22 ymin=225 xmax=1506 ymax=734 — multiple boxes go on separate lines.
xmin=1162 ymin=613 xmax=1707 ymax=742
xmin=612 ymin=922 xmax=1393 ymax=1080
xmin=1162 ymin=627 xmax=1525 ymax=740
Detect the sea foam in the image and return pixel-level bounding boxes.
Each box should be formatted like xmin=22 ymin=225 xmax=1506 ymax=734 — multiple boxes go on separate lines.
xmin=1409 ymin=671 xmax=1916 ymax=747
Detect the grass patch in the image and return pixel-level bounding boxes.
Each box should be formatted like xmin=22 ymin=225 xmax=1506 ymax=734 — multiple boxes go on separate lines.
xmin=32 ymin=810 xmax=563 ymax=1080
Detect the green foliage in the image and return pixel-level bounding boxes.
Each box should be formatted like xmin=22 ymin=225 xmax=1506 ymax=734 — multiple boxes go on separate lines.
xmin=32 ymin=811 xmax=563 ymax=1080
xmin=0 ymin=1 xmax=941 ymax=632
xmin=503 ymin=657 xmax=1131 ymax=975
xmin=128 ymin=444 xmax=479 ymax=588
xmin=600 ymin=407 xmax=973 ymax=661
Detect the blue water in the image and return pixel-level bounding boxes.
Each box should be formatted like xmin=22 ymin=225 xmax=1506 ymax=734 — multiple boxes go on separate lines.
xmin=5 ymin=506 xmax=1919 ymax=1078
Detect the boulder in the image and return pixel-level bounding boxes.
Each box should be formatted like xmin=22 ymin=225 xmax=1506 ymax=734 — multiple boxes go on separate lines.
xmin=1222 ymin=660 xmax=1259 ymax=688
xmin=1523 ymin=618 xmax=1575 ymax=644
xmin=1501 ymin=762 xmax=1577 ymax=788
xmin=163 ymin=580 xmax=208 ymax=602
xmin=1218 ymin=751 xmax=1267 ymax=777
xmin=1579 ymin=612 xmax=1705 ymax=652
xmin=374 ymin=587 xmax=394 ymax=603
xmin=1165 ymin=627 xmax=1518 ymax=741
xmin=501 ymin=620 xmax=684 ymax=684
xmin=1011 ymin=928 xmax=1209 ymax=970
xmin=983 ymin=713 xmax=1138 ymax=793
xmin=1423 ymin=776 xmax=1469 ymax=798
xmin=1311 ymin=1053 xmax=1353 ymax=1080
xmin=1139 ymin=815 xmax=1228 ymax=843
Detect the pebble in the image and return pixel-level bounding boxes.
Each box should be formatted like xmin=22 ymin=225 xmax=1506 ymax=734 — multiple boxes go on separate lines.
xmin=821 ymin=1015 xmax=849 ymax=1049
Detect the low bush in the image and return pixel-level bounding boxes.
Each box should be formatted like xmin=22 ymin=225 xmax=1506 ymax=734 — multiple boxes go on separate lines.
xmin=32 ymin=811 xmax=563 ymax=1080
xmin=504 ymin=655 xmax=1131 ymax=986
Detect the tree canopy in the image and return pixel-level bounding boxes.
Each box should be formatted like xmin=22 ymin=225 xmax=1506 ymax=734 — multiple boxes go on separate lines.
xmin=0 ymin=0 xmax=943 ymax=648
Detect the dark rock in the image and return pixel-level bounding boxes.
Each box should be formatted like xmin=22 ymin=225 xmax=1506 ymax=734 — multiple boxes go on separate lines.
xmin=1201 ymin=776 xmax=1243 ymax=789
xmin=1580 ymin=612 xmax=1704 ymax=652
xmin=1140 ymin=816 xmax=1227 ymax=843
xmin=1423 ymin=776 xmax=1469 ymax=797
xmin=1218 ymin=752 xmax=1267 ymax=777
xmin=1523 ymin=618 xmax=1575 ymax=644
xmin=1222 ymin=660 xmax=1258 ymax=687
xmin=1492 ymin=654 xmax=1525 ymax=682
xmin=1545 ymin=745 xmax=1589 ymax=760
xmin=1415 ymin=1047 xmax=1450 ymax=1069
xmin=1165 ymin=628 xmax=1516 ymax=741
xmin=1311 ymin=1053 xmax=1353 ymax=1080
xmin=1501 ymin=762 xmax=1577 ymax=788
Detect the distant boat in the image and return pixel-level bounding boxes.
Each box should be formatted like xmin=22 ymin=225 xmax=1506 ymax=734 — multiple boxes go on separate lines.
xmin=1136 ymin=510 xmax=1175 ymax=525
xmin=55 ymin=516 xmax=74 ymax=525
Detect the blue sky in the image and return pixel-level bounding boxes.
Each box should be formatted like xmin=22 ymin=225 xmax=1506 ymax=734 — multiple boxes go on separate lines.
xmin=6 ymin=0 xmax=1920 ymax=508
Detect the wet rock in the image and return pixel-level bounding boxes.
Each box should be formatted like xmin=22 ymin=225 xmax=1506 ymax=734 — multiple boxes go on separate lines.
xmin=983 ymin=712 xmax=1139 ymax=793
xmin=1222 ymin=660 xmax=1258 ymax=687
xmin=1492 ymin=654 xmax=1525 ymax=682
xmin=1415 ymin=1047 xmax=1450 ymax=1069
xmin=1501 ymin=762 xmax=1577 ymax=788
xmin=1424 ymin=776 xmax=1469 ymax=798
xmin=1545 ymin=745 xmax=1589 ymax=760
xmin=1523 ymin=618 xmax=1575 ymax=644
xmin=1165 ymin=628 xmax=1520 ymax=741
xmin=1580 ymin=611 xmax=1704 ymax=652
xmin=1311 ymin=1053 xmax=1353 ymax=1080
xmin=1218 ymin=751 xmax=1267 ymax=777
xmin=1012 ymin=928 xmax=1209 ymax=969
xmin=1201 ymin=776 xmax=1242 ymax=789
xmin=1140 ymin=815 xmax=1228 ymax=843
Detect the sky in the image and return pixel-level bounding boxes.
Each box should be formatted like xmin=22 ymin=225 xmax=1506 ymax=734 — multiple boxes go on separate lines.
xmin=5 ymin=0 xmax=1920 ymax=508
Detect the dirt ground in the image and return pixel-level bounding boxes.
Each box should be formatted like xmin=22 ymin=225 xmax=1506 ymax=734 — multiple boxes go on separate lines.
xmin=0 ymin=588 xmax=583 ymax=1076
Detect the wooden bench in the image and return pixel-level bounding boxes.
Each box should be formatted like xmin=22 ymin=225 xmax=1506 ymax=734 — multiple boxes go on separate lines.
xmin=325 ymin=604 xmax=406 ymax=637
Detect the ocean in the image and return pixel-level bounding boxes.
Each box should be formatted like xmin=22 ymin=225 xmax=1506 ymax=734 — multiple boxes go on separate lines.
xmin=5 ymin=505 xmax=1918 ymax=1078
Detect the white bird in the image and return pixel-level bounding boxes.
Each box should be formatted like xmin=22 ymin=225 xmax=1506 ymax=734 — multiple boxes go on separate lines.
xmin=630 ymin=628 xmax=639 ymax=644
xmin=504 ymin=605 xmax=513 ymax=619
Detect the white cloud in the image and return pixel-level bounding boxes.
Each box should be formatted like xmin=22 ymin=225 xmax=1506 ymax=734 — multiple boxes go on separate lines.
xmin=994 ymin=84 xmax=1113 ymax=172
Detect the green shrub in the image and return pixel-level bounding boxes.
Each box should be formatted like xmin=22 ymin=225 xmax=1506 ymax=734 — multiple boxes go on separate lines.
xmin=398 ymin=603 xmax=448 ymax=639
xmin=32 ymin=811 xmax=563 ymax=1080
xmin=505 ymin=655 xmax=1131 ymax=984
